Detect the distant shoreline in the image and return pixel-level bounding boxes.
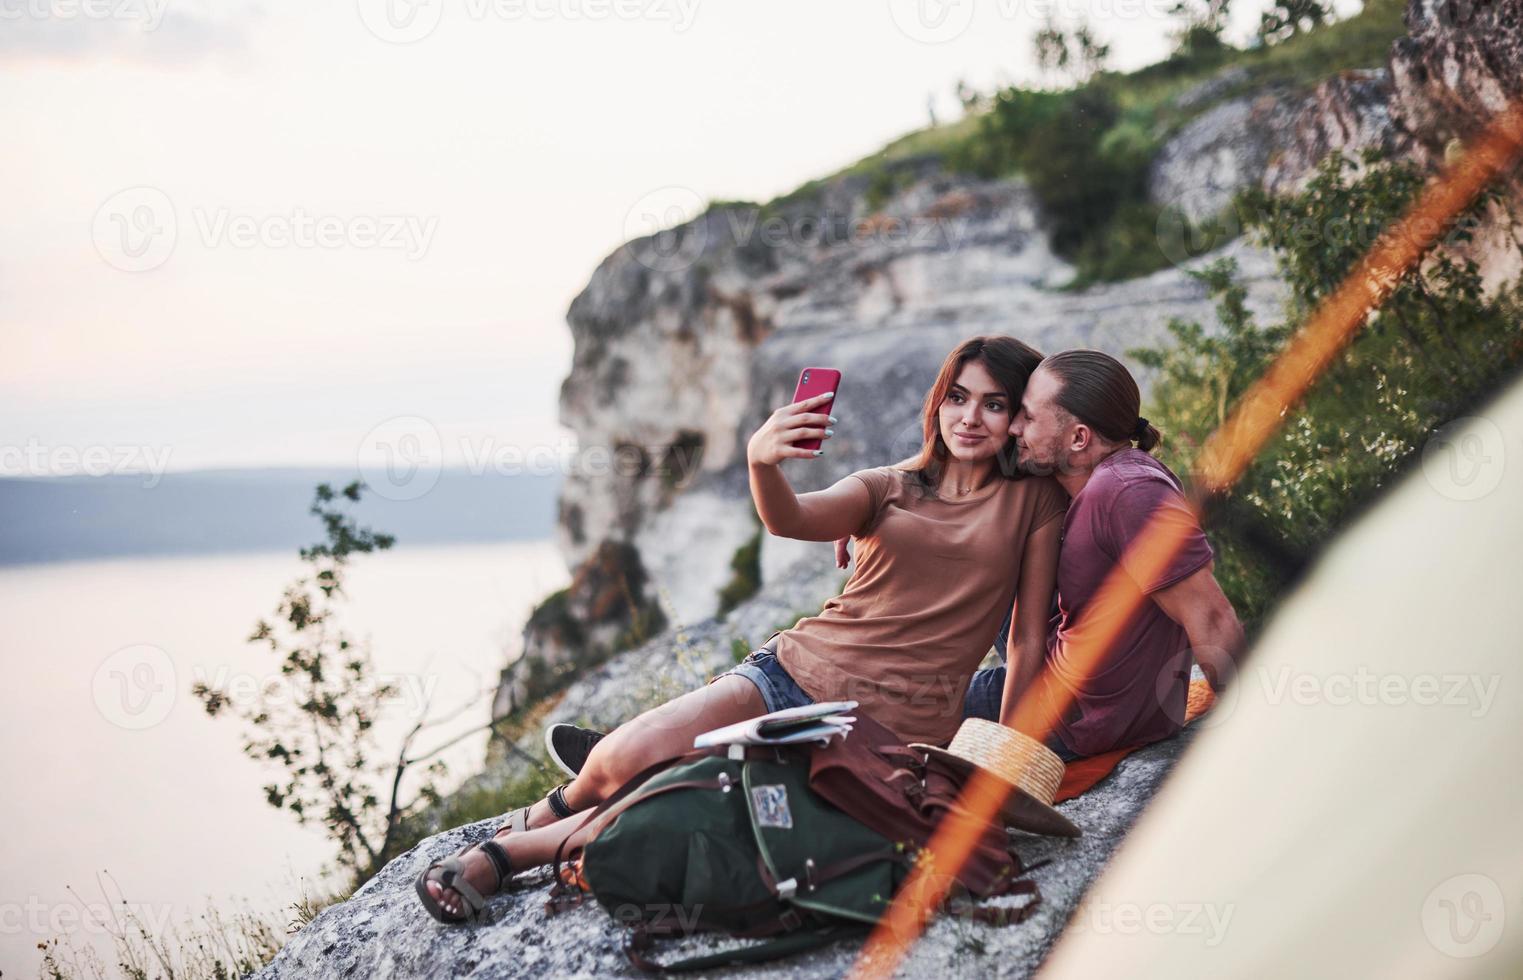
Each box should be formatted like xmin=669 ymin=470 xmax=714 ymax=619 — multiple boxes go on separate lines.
xmin=0 ymin=467 xmax=561 ymax=566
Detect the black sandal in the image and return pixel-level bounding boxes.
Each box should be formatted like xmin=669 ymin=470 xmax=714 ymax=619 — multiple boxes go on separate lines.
xmin=414 ymin=837 xmax=517 ymax=923
xmin=492 ymin=782 xmax=576 ymax=837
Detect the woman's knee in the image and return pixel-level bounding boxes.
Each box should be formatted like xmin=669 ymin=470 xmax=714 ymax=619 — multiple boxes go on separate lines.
xmin=572 ymin=720 xmax=660 ymax=801
xmin=569 ymin=679 xmax=764 ymax=804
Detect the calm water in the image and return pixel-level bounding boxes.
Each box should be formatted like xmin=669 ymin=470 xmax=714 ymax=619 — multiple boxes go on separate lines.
xmin=0 ymin=540 xmax=567 ymax=976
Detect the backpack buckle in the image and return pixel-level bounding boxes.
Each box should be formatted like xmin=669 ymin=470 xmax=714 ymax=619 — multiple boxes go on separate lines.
xmin=776 ymin=877 xmax=798 ymax=899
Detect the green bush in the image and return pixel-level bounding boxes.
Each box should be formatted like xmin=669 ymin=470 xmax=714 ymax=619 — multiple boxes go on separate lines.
xmin=716 ymin=525 xmax=763 ymax=615
xmin=950 ymin=82 xmax=1171 ymax=283
xmin=1132 ymin=153 xmax=1523 ymax=625
xmin=921 ymin=0 xmax=1405 ymax=284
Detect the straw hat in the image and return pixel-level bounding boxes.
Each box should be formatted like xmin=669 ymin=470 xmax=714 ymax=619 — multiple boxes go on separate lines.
xmin=910 ymin=718 xmax=1080 ymax=838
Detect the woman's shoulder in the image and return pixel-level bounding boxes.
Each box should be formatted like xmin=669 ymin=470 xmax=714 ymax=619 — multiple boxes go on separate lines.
xmin=846 ymin=464 xmax=909 ymax=486
xmin=993 ymin=473 xmax=1068 ymax=517
xmin=844 ymin=465 xmax=913 ymax=512
xmin=992 ymin=471 xmax=1063 ymax=498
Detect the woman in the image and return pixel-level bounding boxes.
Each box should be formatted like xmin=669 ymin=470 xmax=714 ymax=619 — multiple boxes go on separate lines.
xmin=417 ymin=336 xmax=1067 ymax=921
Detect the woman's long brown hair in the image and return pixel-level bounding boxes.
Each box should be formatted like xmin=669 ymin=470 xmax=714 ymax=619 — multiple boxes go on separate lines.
xmin=902 ymin=335 xmax=1044 ymax=492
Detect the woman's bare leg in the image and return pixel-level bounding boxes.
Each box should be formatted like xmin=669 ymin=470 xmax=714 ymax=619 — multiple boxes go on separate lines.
xmin=426 ymin=674 xmax=766 ymax=916
xmin=495 ymin=674 xmax=765 ymax=834
xmin=563 ymin=673 xmax=765 ymax=806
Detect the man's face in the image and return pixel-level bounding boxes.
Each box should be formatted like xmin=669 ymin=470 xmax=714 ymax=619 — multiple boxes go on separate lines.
xmin=1009 ymin=365 xmax=1070 ymax=475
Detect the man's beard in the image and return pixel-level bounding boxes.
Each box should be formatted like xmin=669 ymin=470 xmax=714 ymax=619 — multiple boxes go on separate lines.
xmin=1015 ymin=454 xmax=1055 ymax=477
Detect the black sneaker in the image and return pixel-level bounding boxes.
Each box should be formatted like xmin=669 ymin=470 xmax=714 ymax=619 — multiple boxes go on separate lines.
xmin=545 ymin=723 xmax=607 ymax=777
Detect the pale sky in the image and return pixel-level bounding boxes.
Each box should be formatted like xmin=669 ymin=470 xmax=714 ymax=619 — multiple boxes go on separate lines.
xmin=1 ymin=0 xmax=1340 ymax=476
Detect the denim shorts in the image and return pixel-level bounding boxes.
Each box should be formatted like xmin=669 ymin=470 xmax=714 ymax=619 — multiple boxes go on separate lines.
xmin=962 ymin=664 xmax=1081 ymax=762
xmin=711 ymin=644 xmax=816 ymax=714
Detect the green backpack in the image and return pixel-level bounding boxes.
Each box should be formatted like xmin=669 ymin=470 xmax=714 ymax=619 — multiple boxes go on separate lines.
xmin=549 ymin=743 xmax=1038 ymax=972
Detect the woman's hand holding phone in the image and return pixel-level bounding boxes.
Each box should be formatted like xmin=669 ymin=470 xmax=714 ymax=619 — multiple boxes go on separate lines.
xmin=746 ymin=392 xmax=837 ymax=467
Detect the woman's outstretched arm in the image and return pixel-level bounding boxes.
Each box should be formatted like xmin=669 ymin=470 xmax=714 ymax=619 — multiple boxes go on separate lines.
xmin=999 ymin=516 xmax=1061 ymax=729
xmin=747 ymin=391 xmax=873 ymax=541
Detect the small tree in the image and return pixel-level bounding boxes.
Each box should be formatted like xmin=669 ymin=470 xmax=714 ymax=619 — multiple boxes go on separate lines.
xmin=954 ymin=78 xmax=987 ymax=116
xmin=1258 ymin=0 xmax=1331 ymax=45
xmin=1168 ymin=0 xmax=1233 ymax=57
xmin=193 ymin=481 xmax=459 ymax=873
xmin=1032 ymin=16 xmax=1111 ymax=86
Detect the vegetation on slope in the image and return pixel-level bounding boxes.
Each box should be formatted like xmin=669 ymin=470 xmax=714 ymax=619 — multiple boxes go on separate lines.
xmin=734 ymin=0 xmax=1408 ymax=286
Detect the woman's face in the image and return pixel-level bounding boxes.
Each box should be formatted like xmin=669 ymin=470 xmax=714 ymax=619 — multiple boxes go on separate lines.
xmin=937 ymin=359 xmax=1013 ymax=464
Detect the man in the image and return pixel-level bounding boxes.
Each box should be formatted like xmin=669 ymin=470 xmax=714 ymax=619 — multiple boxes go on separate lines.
xmin=542 ymin=349 xmax=1243 ymax=774
xmin=958 ymin=348 xmax=1243 ymax=760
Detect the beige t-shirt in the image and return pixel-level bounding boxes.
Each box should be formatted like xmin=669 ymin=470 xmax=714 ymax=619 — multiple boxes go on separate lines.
xmin=773 ymin=465 xmax=1068 ymax=747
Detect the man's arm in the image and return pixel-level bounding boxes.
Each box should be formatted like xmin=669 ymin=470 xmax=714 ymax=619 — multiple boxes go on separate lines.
xmin=998 ymin=517 xmax=1061 ymax=728
xmin=1149 ymin=561 xmax=1244 ymax=691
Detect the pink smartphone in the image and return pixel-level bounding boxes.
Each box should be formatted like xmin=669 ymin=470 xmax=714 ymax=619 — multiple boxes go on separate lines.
xmin=791 ymin=367 xmax=841 ymax=452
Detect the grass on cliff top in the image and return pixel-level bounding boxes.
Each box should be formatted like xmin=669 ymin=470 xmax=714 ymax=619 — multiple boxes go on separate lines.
xmin=723 ymin=0 xmax=1407 ymax=284
xmin=830 ymin=0 xmax=1406 ymax=186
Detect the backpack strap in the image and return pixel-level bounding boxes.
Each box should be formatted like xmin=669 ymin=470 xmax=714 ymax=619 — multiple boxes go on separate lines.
xmin=754 ymin=848 xmax=912 ymax=899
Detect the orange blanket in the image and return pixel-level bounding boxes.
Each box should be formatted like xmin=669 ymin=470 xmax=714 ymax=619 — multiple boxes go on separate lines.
xmin=1054 ymin=678 xmax=1216 ymax=802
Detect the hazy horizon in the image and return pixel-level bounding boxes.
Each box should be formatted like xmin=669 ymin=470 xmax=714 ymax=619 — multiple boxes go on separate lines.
xmin=0 ymin=466 xmax=561 ymax=565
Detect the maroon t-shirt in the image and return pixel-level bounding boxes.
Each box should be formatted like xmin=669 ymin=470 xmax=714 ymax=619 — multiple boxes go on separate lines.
xmin=1044 ymin=448 xmax=1214 ymax=757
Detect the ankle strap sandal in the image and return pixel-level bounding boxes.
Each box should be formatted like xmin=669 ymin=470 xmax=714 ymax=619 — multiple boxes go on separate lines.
xmin=414 ymin=837 xmax=519 ymax=924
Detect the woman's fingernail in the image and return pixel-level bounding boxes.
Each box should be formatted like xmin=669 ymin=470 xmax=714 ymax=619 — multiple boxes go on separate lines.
xmin=822 ymin=391 xmax=835 ymax=399
xmin=828 ymin=415 xmax=839 ymax=424
xmin=825 ymin=428 xmax=835 ymax=437
xmin=813 ymin=450 xmax=823 ymax=456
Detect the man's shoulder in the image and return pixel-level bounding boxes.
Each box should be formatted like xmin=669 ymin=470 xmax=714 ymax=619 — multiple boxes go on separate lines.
xmin=1091 ymin=449 xmax=1185 ymax=497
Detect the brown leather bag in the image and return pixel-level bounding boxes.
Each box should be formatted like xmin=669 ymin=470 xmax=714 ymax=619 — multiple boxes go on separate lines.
xmin=804 ymin=710 xmax=1042 ymax=912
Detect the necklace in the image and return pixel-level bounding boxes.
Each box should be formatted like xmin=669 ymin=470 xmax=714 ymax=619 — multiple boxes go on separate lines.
xmin=947 ymin=472 xmax=983 ymax=495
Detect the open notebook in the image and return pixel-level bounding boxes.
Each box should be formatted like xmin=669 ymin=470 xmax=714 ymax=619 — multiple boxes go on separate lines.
xmin=692 ymin=700 xmax=859 ymax=749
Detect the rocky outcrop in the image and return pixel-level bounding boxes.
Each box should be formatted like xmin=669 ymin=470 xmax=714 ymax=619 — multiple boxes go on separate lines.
xmin=491 ymin=541 xmax=666 ymax=721
xmin=1389 ymin=0 xmax=1523 ymax=288
xmin=1261 ymin=69 xmax=1404 ymax=195
xmin=1261 ymin=0 xmax=1523 ymax=284
xmin=1153 ymin=0 xmax=1522 ymax=289
xmin=1390 ymin=0 xmax=1523 ymax=163
xmin=257 ymin=707 xmax=1198 ymax=980
xmin=1150 ymin=90 xmax=1302 ymax=222
xmin=555 ymin=164 xmax=1286 ymax=630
